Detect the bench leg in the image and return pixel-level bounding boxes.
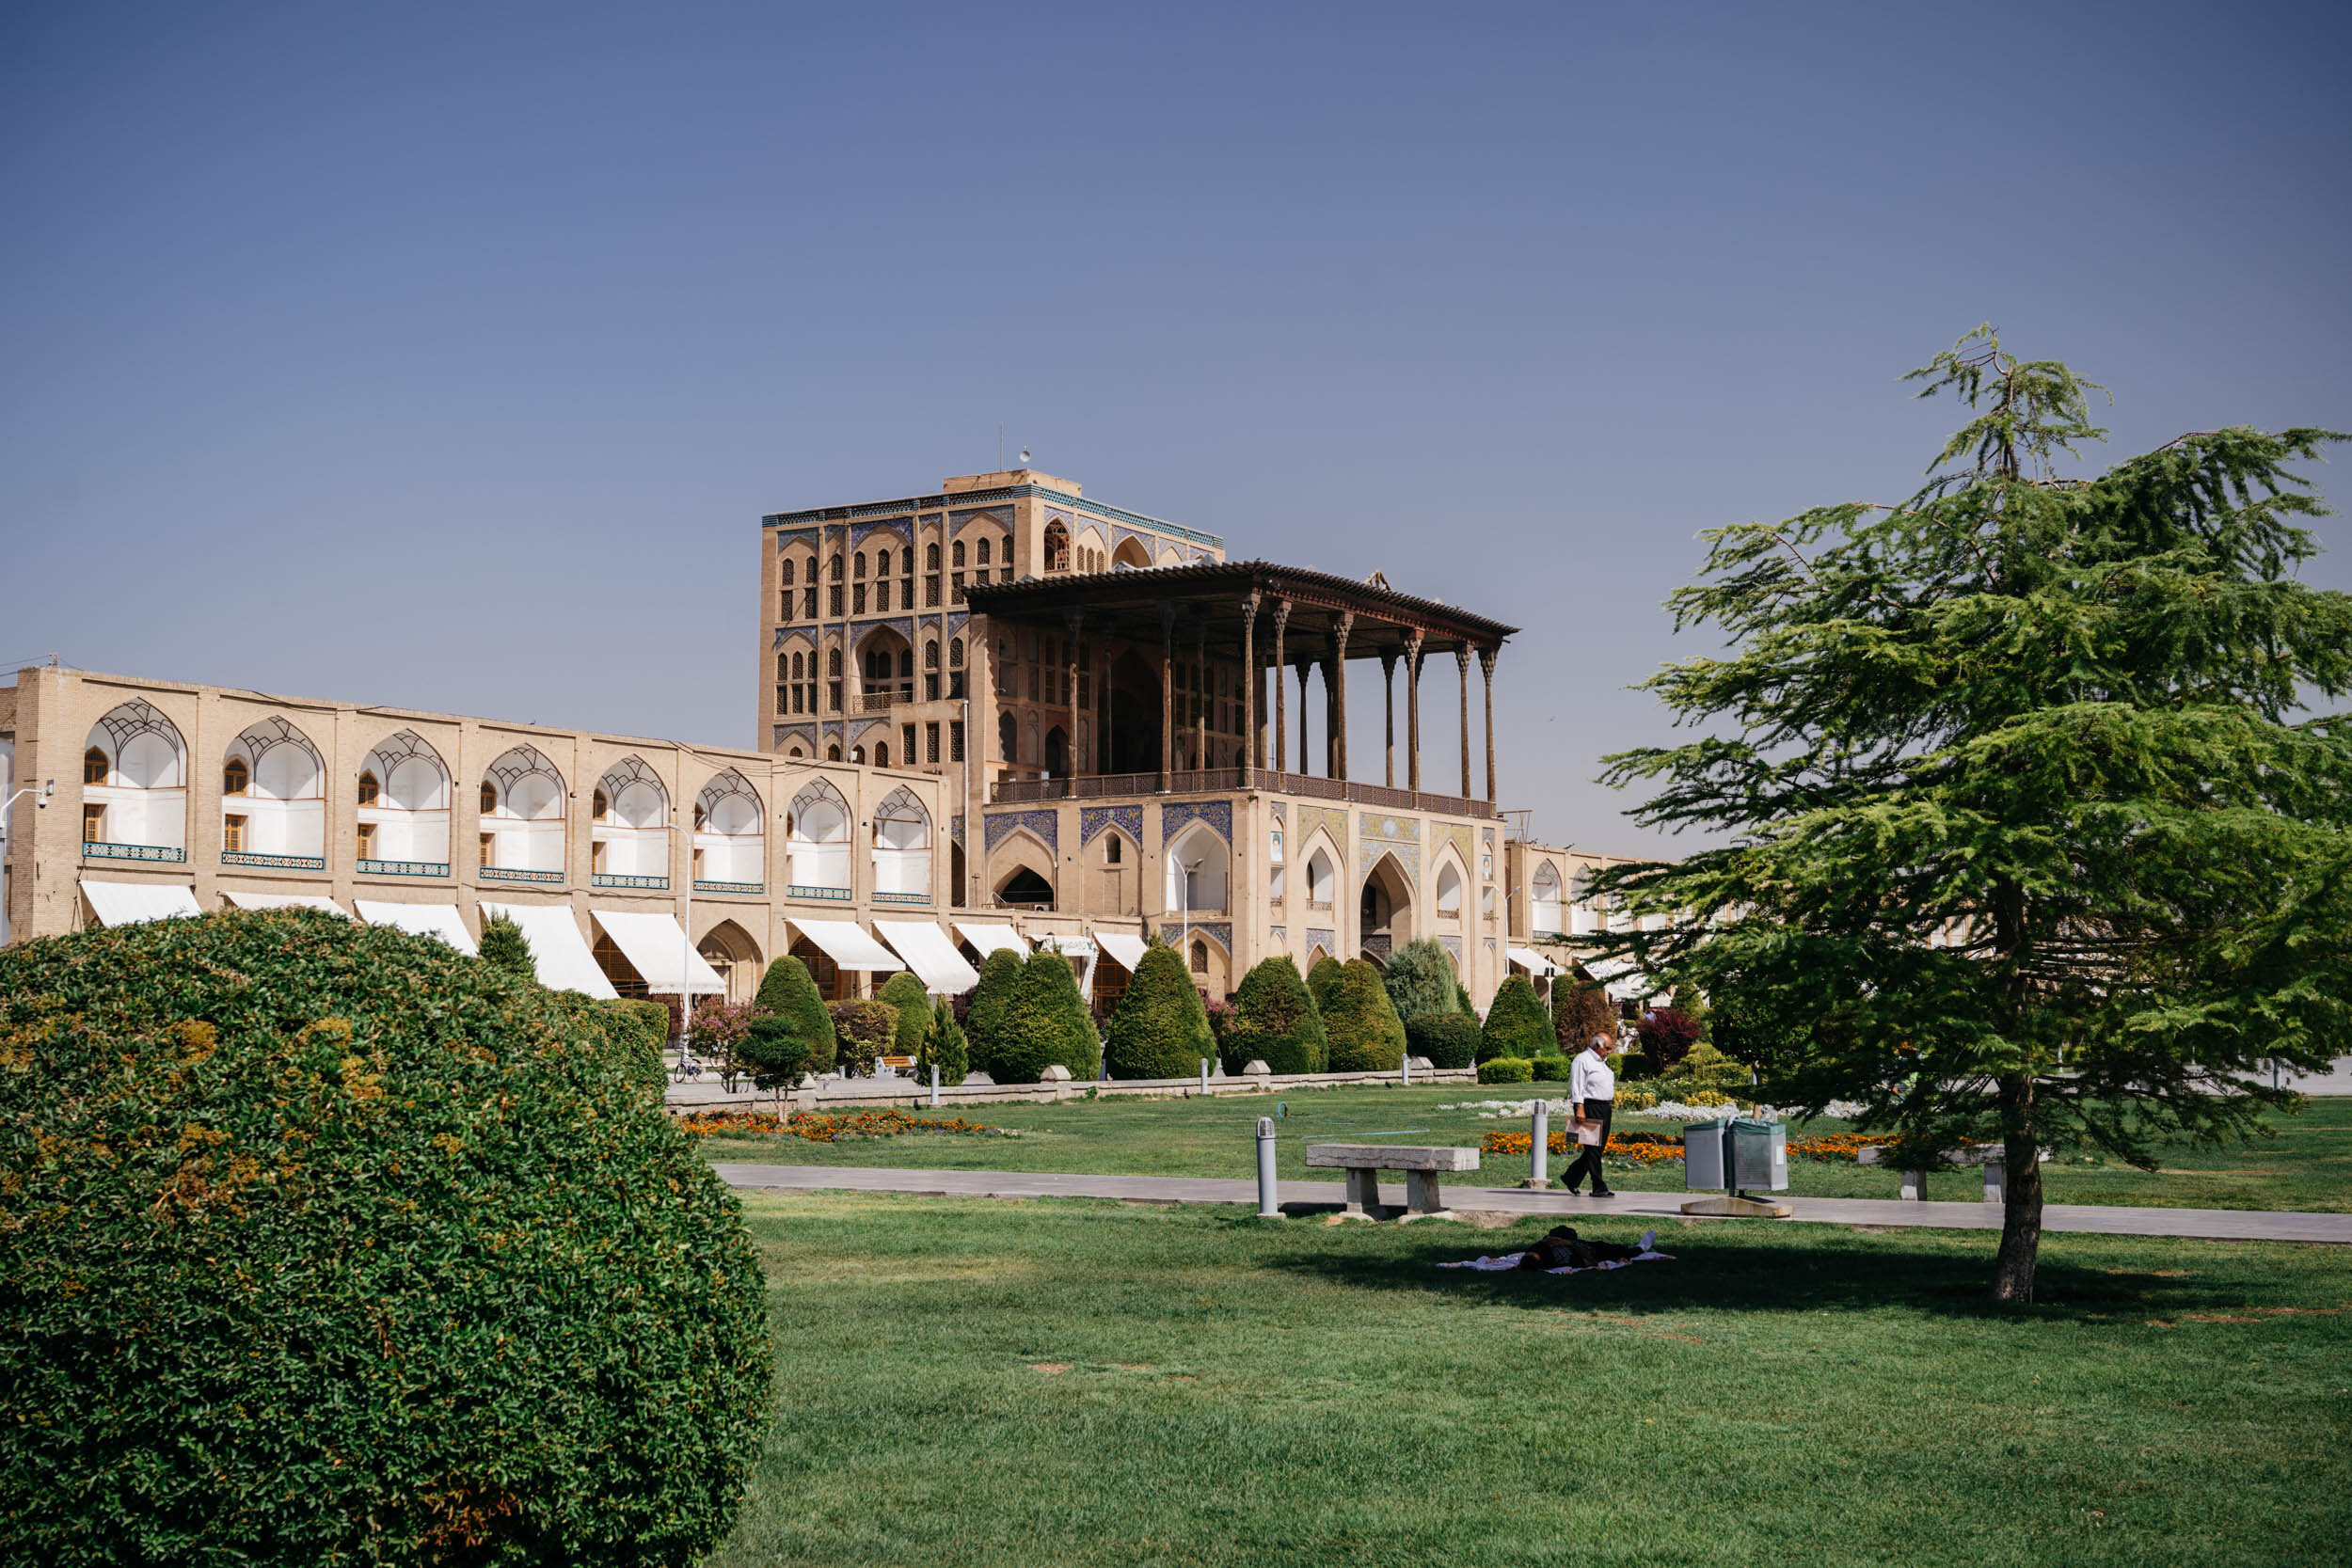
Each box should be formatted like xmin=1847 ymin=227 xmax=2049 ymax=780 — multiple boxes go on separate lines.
xmin=1343 ymin=1167 xmax=1378 ymax=1216
xmin=1899 ymin=1169 xmax=1924 ymax=1202
xmin=1982 ymin=1160 xmax=2004 ymax=1205
xmin=1406 ymin=1171 xmax=1443 ymax=1215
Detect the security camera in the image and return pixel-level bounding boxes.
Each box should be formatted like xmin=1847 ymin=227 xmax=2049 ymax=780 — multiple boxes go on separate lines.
xmin=38 ymin=779 xmax=53 ymax=808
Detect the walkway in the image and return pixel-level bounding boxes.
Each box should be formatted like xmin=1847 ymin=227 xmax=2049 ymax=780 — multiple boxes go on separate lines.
xmin=709 ymin=1163 xmax=2352 ymax=1244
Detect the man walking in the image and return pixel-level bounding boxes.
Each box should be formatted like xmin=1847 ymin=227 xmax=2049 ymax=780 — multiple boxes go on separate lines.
xmin=1564 ymin=1032 xmax=1617 ymax=1198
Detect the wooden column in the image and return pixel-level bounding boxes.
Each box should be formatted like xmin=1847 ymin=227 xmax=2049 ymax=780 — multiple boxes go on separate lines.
xmin=1380 ymin=646 xmax=1397 ymax=788
xmin=1157 ymin=599 xmax=1176 ymax=794
xmin=1330 ymin=610 xmax=1353 ymax=782
xmin=1271 ymin=598 xmax=1291 ymax=775
xmin=1242 ymin=592 xmax=1261 ymax=779
xmin=1064 ymin=610 xmax=1084 ymax=782
xmin=1405 ymin=630 xmax=1423 ymax=793
xmin=1455 ymin=646 xmax=1472 ymax=800
xmin=1295 ymin=655 xmax=1316 ymax=777
xmin=1480 ymin=645 xmax=1498 ymax=803
xmin=1193 ymin=610 xmax=1210 ymax=773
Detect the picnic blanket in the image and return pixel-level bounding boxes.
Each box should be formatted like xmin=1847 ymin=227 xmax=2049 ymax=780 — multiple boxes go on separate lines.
xmin=1438 ymin=1249 xmax=1675 ymax=1276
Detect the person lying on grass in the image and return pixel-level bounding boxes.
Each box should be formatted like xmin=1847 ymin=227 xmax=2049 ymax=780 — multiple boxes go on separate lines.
xmin=1516 ymin=1226 xmax=1659 ymax=1271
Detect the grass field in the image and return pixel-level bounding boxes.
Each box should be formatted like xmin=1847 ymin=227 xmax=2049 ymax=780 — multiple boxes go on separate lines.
xmin=691 ymin=1087 xmax=2352 ymax=1212
xmin=709 ymin=1193 xmax=2352 ymax=1567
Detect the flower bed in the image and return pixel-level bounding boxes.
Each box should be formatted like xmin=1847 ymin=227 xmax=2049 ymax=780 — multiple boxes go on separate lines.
xmin=1481 ymin=1129 xmax=1686 ymax=1164
xmin=676 ymin=1108 xmax=1014 ymax=1143
xmin=1787 ymin=1132 xmax=1898 ymax=1163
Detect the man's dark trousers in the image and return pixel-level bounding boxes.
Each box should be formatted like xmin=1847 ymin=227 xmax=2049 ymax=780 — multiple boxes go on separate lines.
xmin=1564 ymin=1098 xmax=1613 ymax=1194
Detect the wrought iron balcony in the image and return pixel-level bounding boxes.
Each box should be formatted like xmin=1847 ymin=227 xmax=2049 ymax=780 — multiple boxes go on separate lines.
xmin=989 ymin=767 xmax=1497 ymax=819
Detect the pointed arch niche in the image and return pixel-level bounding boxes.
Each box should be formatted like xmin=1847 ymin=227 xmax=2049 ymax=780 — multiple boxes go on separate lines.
xmin=82 ymin=701 xmax=187 ymax=855
xmin=1164 ymin=820 xmax=1229 ymax=914
xmin=787 ymin=779 xmax=852 ymax=895
xmin=872 ymin=785 xmax=932 ymax=902
xmin=591 ymin=756 xmax=670 ymax=883
xmin=1531 ymin=861 xmax=1565 ymax=937
xmin=358 ymin=730 xmax=450 ymax=869
xmin=221 ymin=717 xmax=326 ymax=863
xmin=693 ymin=769 xmax=765 ymax=891
xmin=480 ymin=745 xmax=566 ymax=878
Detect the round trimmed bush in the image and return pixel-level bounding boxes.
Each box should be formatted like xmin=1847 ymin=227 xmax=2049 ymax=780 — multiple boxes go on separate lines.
xmin=1320 ymin=959 xmax=1406 ymax=1072
xmin=1104 ymin=942 xmax=1215 ymax=1080
xmin=1405 ymin=1011 xmax=1479 ymax=1069
xmin=1379 ymin=938 xmax=1460 ymax=1025
xmin=754 ymin=952 xmax=836 ymax=1076
xmin=964 ymin=947 xmax=1026 ymax=1076
xmin=1478 ymin=1055 xmax=1536 ymax=1084
xmin=990 ymin=952 xmax=1099 ymax=1084
xmin=1220 ymin=957 xmax=1326 ymax=1074
xmin=0 ymin=909 xmax=771 ymax=1566
xmin=1530 ymin=1053 xmax=1571 ymax=1081
xmin=1479 ymin=974 xmax=1553 ymax=1062
xmin=876 ymin=972 xmax=934 ymax=1060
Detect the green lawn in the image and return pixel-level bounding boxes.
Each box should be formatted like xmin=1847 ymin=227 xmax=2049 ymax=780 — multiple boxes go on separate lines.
xmin=691 ymin=1087 xmax=2352 ymax=1212
xmin=711 ymin=1193 xmax=2352 ymax=1567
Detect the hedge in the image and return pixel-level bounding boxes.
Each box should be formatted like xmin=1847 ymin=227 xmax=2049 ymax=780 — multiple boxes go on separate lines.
xmin=875 ymin=972 xmax=934 ymax=1060
xmin=964 ymin=948 xmax=1026 ymax=1077
xmin=1530 ymin=1053 xmax=1571 ymax=1082
xmin=1321 ymin=958 xmax=1406 ymax=1072
xmin=1220 ymin=957 xmax=1327 ymax=1074
xmin=1405 ymin=1011 xmax=1479 ymax=1069
xmin=829 ymin=1000 xmax=898 ymax=1077
xmin=1478 ymin=1056 xmax=1536 ymax=1084
xmin=1380 ymin=938 xmax=1461 ymax=1024
xmin=989 ymin=952 xmax=1099 ymax=1084
xmin=0 ymin=908 xmax=771 ymax=1567
xmin=1480 ymin=974 xmax=1553 ymax=1062
xmin=754 ymin=953 xmax=836 ymax=1077
xmin=1104 ymin=942 xmax=1216 ymax=1080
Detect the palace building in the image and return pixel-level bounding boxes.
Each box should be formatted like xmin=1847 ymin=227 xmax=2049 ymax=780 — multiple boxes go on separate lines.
xmin=1 ymin=468 xmax=1643 ymax=1014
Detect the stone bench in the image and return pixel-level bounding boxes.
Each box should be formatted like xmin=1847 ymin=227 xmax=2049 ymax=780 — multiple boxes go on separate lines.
xmin=1304 ymin=1143 xmax=1480 ymax=1220
xmin=1859 ymin=1143 xmax=2048 ymax=1202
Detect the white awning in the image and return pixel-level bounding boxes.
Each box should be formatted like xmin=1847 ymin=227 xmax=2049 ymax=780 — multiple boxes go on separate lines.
xmin=954 ymin=920 xmax=1028 ymax=956
xmin=481 ymin=901 xmax=620 ymax=998
xmin=1507 ymin=946 xmax=1561 ymax=976
xmin=1585 ymin=957 xmax=1659 ymax=1003
xmin=354 ymin=900 xmax=479 ymax=955
xmin=875 ymin=920 xmax=981 ymax=993
xmin=1093 ymin=930 xmax=1151 ymax=974
xmin=590 ymin=908 xmax=726 ymax=996
xmin=225 ymin=891 xmax=351 ymax=918
xmin=81 ymin=879 xmax=202 ymax=927
xmin=790 ymin=918 xmax=904 ymax=973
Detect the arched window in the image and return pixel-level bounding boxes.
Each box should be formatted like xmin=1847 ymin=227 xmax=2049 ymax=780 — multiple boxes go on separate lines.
xmin=1104 ymin=833 xmax=1121 ymax=865
xmin=1436 ymin=860 xmax=1464 ymax=916
xmin=81 ymin=702 xmax=191 ymax=854
xmin=977 ymin=536 xmax=992 ymax=566
xmin=1043 ymin=520 xmax=1071 ymax=572
xmin=776 ymin=652 xmax=789 ymax=681
xmin=793 ymin=651 xmax=805 ymax=679
xmin=952 ymin=540 xmax=966 ymax=568
xmin=357 ymin=771 xmax=379 ymax=807
xmin=829 ymin=554 xmax=844 ymax=581
xmin=780 ymin=558 xmax=796 ymax=585
xmin=998 ymin=711 xmax=1017 ymax=763
xmin=1306 ymin=847 xmax=1335 ymax=908
xmin=84 ymin=747 xmax=107 ymax=785
xmin=358 ymin=730 xmax=451 ymax=866
xmin=592 ymin=757 xmax=669 ymax=879
xmin=788 ymin=780 xmax=852 ymax=892
xmin=853 ymin=551 xmax=867 ymax=578
xmin=591 ymin=788 xmax=609 ymax=820
xmin=215 ymin=720 xmax=326 ymax=861
xmin=222 ymin=758 xmax=249 ymax=795
xmin=1165 ymin=822 xmax=1229 ymax=911
xmin=828 ymin=648 xmax=842 ymax=678
xmin=1532 ymin=863 xmax=1564 ymax=934
xmin=874 ymin=742 xmax=890 ymax=768
xmin=850 ymin=746 xmax=865 ymax=764
xmin=479 ymin=746 xmax=566 ymax=874
xmin=827 ymin=744 xmax=841 ymax=761
xmin=872 ymin=784 xmax=931 ymax=897
xmin=925 ymin=542 xmax=940 ymax=570
xmin=949 ymin=637 xmax=964 ymax=668
xmin=694 ymin=769 xmax=765 ymax=887
xmin=925 ymin=639 xmax=939 ymax=669
xmin=1191 ymin=940 xmax=1209 ymax=974
xmin=900 ymin=546 xmax=914 ymax=575
xmin=480 ymin=781 xmax=498 ymax=814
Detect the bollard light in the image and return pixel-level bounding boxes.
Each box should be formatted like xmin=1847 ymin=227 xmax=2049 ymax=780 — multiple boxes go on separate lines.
xmin=1256 ymin=1117 xmax=1281 ymax=1217
xmin=1526 ymin=1101 xmax=1551 ymax=1190
xmin=930 ymin=1063 xmax=941 ymax=1109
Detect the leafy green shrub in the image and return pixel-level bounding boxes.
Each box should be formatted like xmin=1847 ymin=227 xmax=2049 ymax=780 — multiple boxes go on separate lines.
xmin=1220 ymin=957 xmax=1327 ymax=1074
xmin=876 ymin=972 xmax=934 ymax=1060
xmin=829 ymin=1000 xmax=898 ymax=1077
xmin=1321 ymin=958 xmax=1407 ymax=1072
xmin=991 ymin=953 xmax=1099 ymax=1083
xmin=737 ymin=1015 xmax=812 ymax=1112
xmin=477 ymin=911 xmax=534 ymax=981
xmin=1635 ymin=1007 xmax=1705 ymax=1071
xmin=917 ymin=1005 xmax=968 ymax=1086
xmin=1678 ymin=1040 xmax=1752 ymax=1090
xmin=1380 ymin=938 xmax=1461 ymax=1024
xmin=592 ymin=998 xmax=670 ymax=1095
xmin=1478 ymin=1056 xmax=1535 ymax=1084
xmin=1479 ymin=974 xmax=1552 ymax=1061
xmin=1616 ymin=1086 xmax=1661 ymax=1112
xmin=0 ymin=908 xmax=771 ymax=1566
xmin=1104 ymin=942 xmax=1216 ymax=1080
xmin=1553 ymin=976 xmax=1616 ymax=1054
xmin=1530 ymin=1053 xmax=1571 ymax=1081
xmin=754 ymin=953 xmax=836 ymax=1077
xmin=1406 ymin=1011 xmax=1479 ymax=1069
xmin=964 ymin=947 xmax=1026 ymax=1077
xmin=1612 ymin=1051 xmax=1656 ymax=1081
xmin=1307 ymin=955 xmax=1344 ymax=1002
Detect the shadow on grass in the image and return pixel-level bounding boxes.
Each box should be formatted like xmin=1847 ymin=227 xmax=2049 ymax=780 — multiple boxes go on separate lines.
xmin=1248 ymin=1217 xmax=2255 ymax=1324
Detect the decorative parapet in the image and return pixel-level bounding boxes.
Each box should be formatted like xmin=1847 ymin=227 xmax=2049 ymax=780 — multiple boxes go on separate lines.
xmin=591 ymin=873 xmax=668 ymax=890
xmin=1159 ymin=921 xmax=1232 ymax=952
xmin=786 ymin=884 xmax=853 ymax=902
xmin=873 ymin=891 xmax=930 ymax=905
xmin=480 ymin=866 xmax=563 ymax=886
xmin=357 ymin=859 xmax=449 ymax=879
xmin=222 ymin=851 xmax=326 ymax=871
xmin=83 ymin=842 xmax=186 ymax=863
xmin=694 ymin=879 xmax=764 ymax=896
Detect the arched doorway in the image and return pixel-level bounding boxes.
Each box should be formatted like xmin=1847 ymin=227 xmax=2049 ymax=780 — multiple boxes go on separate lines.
xmin=1359 ymin=852 xmax=1413 ymax=966
xmin=1112 ymin=536 xmax=1152 ymax=570
xmin=857 ymin=626 xmax=914 ymax=708
xmin=1044 ymin=725 xmax=1069 ymax=778
xmin=1105 ymin=649 xmax=1162 ymax=774
xmin=699 ymin=919 xmax=762 ymax=1005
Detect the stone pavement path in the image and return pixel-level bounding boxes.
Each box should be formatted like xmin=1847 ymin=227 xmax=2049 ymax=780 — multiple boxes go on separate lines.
xmin=710 ymin=1162 xmax=2352 ymax=1244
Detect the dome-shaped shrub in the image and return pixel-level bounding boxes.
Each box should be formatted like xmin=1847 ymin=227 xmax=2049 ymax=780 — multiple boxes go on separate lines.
xmin=1380 ymin=939 xmax=1461 ymax=1026
xmin=963 ymin=947 xmax=1026 ymax=1077
xmin=1104 ymin=942 xmax=1214 ymax=1080
xmin=1321 ymin=958 xmax=1407 ymax=1072
xmin=1479 ymin=974 xmax=1553 ymax=1062
xmin=876 ymin=971 xmax=934 ymax=1059
xmin=0 ymin=910 xmax=772 ymax=1567
xmin=1220 ymin=957 xmax=1326 ymax=1074
xmin=989 ymin=952 xmax=1098 ymax=1084
xmin=1406 ymin=1011 xmax=1480 ymax=1069
xmin=754 ymin=952 xmax=837 ymax=1076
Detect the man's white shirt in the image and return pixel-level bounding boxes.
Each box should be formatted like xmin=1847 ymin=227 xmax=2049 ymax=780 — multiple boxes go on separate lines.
xmin=1571 ymin=1049 xmax=1615 ymax=1105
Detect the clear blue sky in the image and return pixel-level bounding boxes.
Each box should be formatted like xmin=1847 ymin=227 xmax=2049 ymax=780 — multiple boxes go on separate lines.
xmin=6 ymin=1 xmax=2346 ymax=850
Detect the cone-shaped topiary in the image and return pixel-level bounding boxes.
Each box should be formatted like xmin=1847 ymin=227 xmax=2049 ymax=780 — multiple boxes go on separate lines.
xmin=876 ymin=972 xmax=934 ymax=1060
xmin=989 ymin=952 xmax=1100 ymax=1084
xmin=1307 ymin=955 xmax=1344 ymax=1009
xmin=753 ymin=952 xmax=836 ymax=1076
xmin=1104 ymin=941 xmax=1215 ymax=1080
xmin=917 ymin=1005 xmax=968 ymax=1085
xmin=964 ymin=947 xmax=1026 ymax=1077
xmin=1380 ymin=939 xmax=1461 ymax=1025
xmin=0 ymin=909 xmax=771 ymax=1566
xmin=1221 ymin=956 xmax=1327 ymax=1074
xmin=1480 ymin=974 xmax=1553 ymax=1062
xmin=1554 ymin=975 xmax=1618 ymax=1055
xmin=1322 ymin=958 xmax=1407 ymax=1072
xmin=477 ymin=911 xmax=535 ymax=982
xmin=1406 ymin=1011 xmax=1480 ymax=1069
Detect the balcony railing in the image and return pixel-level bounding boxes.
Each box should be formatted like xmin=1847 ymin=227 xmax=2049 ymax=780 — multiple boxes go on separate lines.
xmin=358 ymin=858 xmax=449 ymax=879
xmin=222 ymin=851 xmax=326 ymax=871
xmin=990 ymin=767 xmax=1497 ymax=819
xmin=592 ymin=873 xmax=668 ymax=890
xmin=786 ymin=883 xmax=853 ymax=902
xmin=859 ymin=688 xmax=917 ymax=712
xmin=694 ymin=879 xmax=764 ymax=895
xmin=83 ymin=841 xmax=186 ymax=863
xmin=480 ymin=865 xmax=563 ymax=885
xmin=873 ymin=890 xmax=930 ymax=905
